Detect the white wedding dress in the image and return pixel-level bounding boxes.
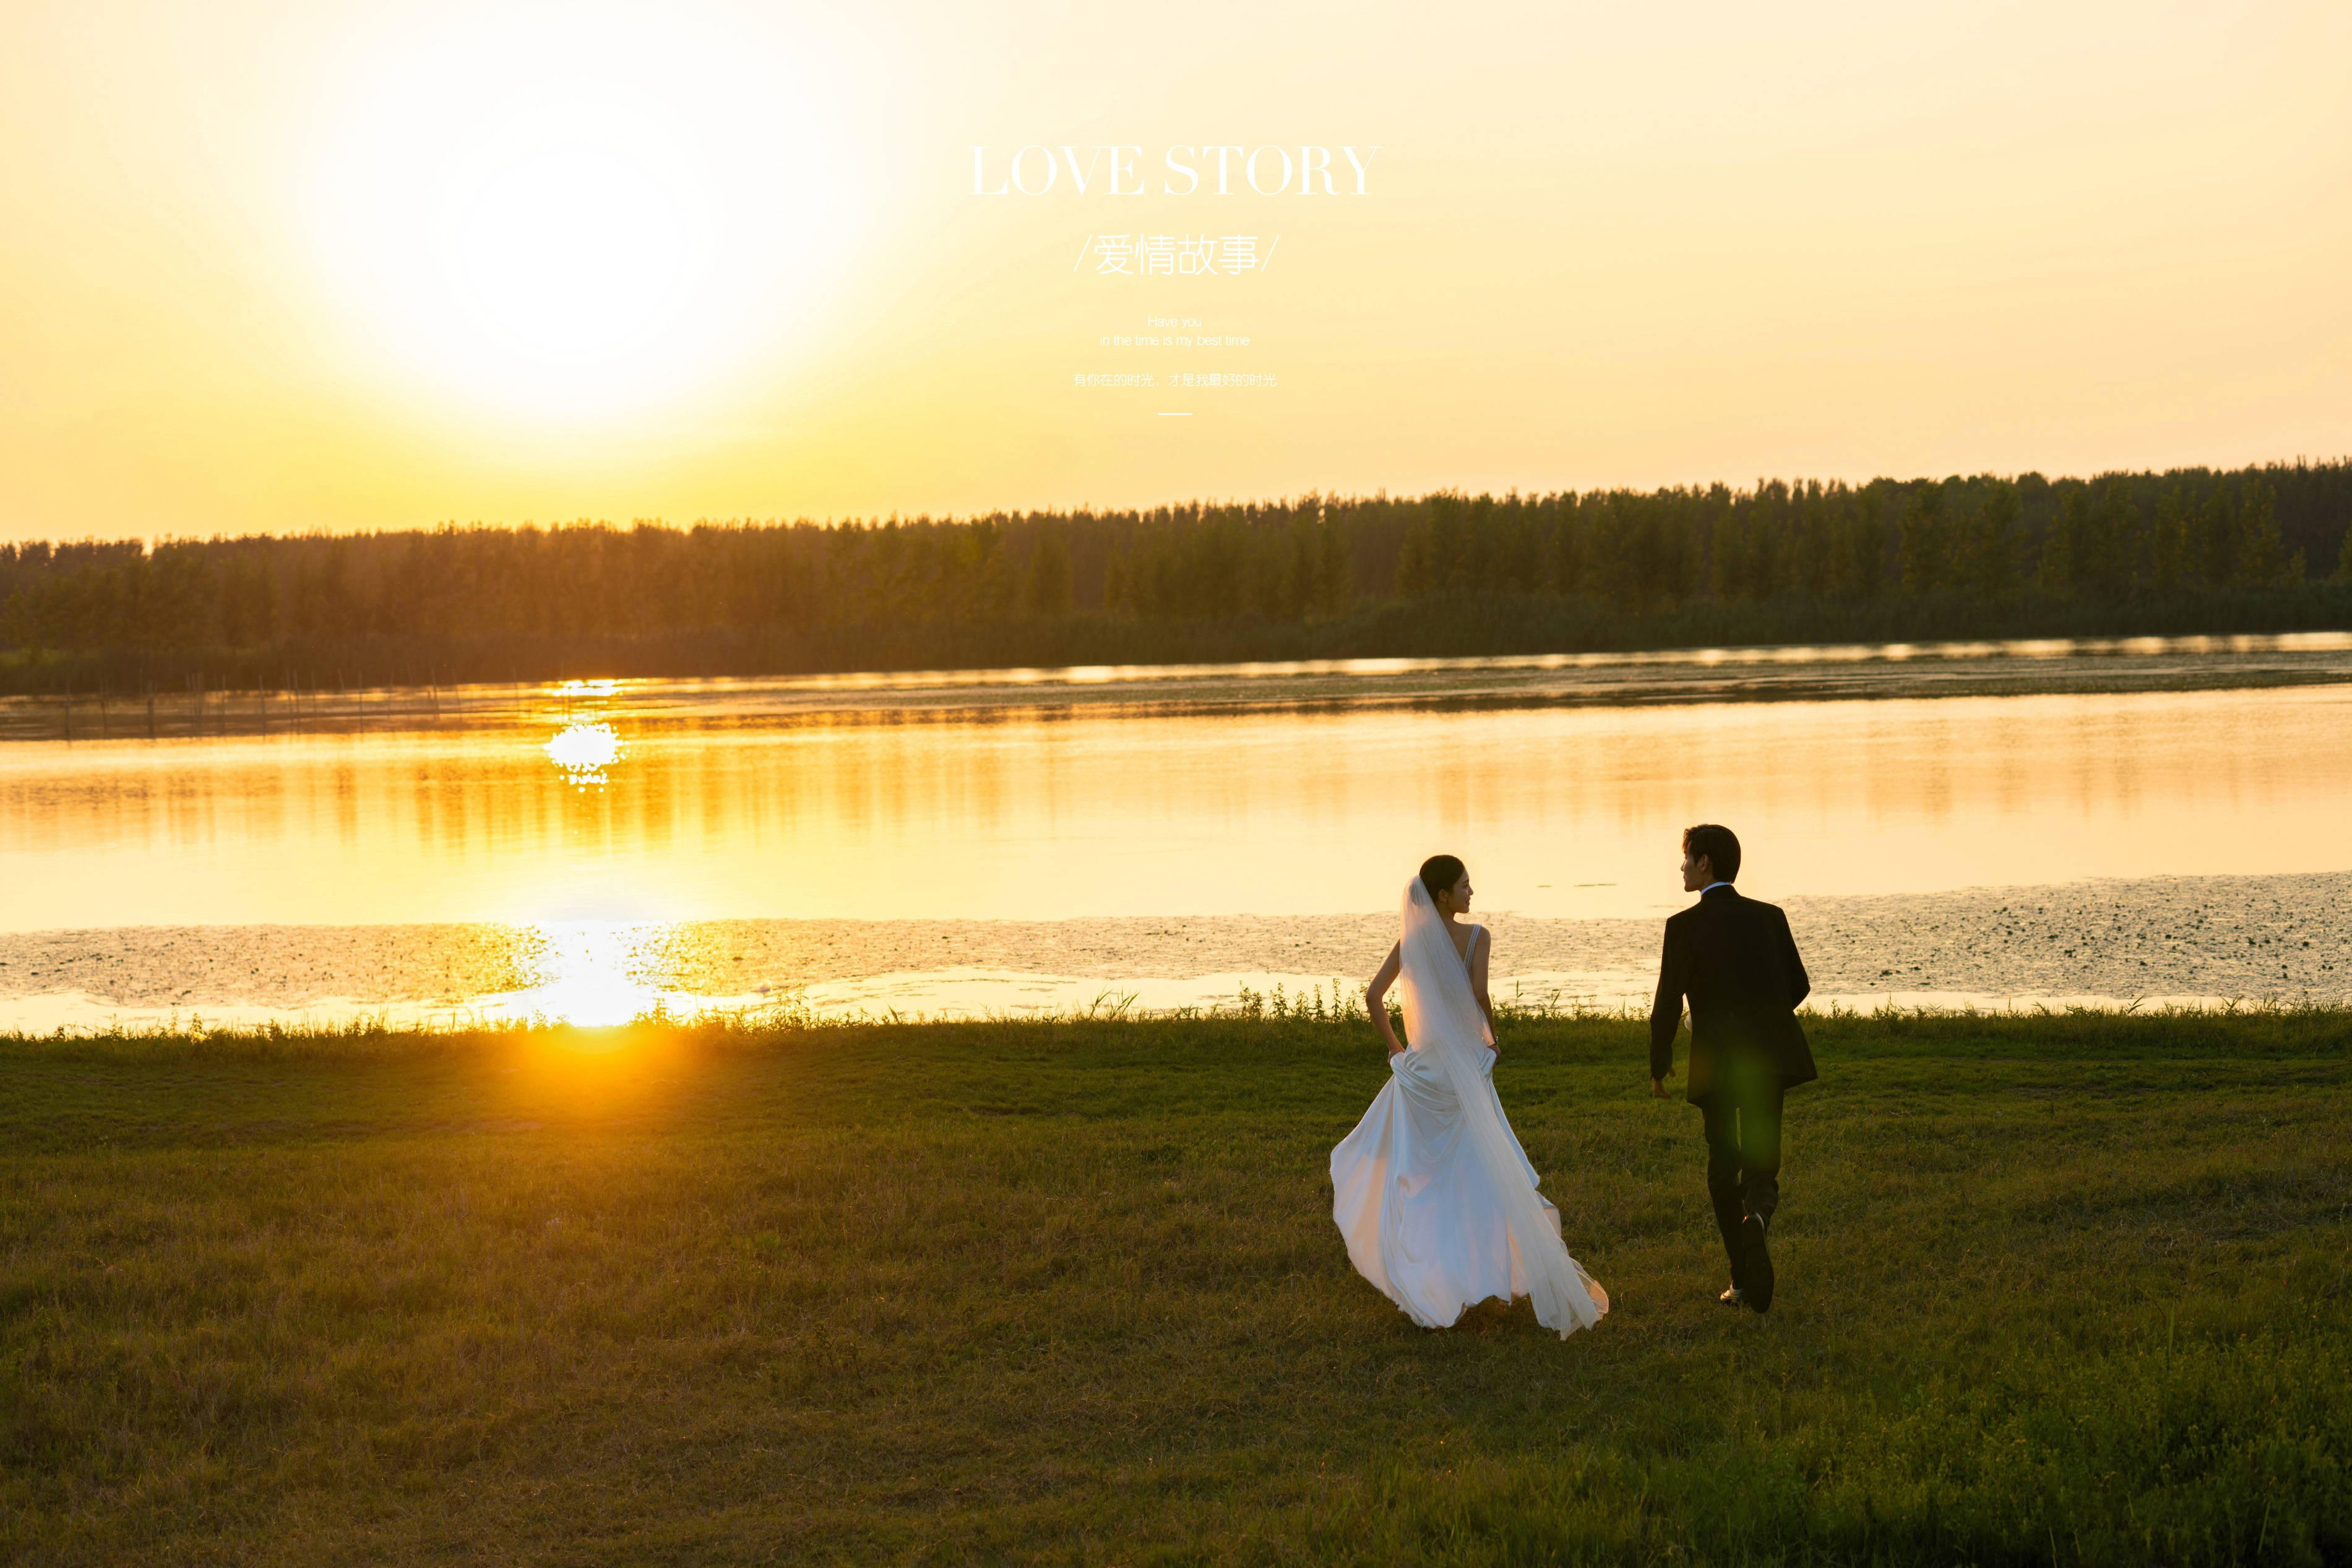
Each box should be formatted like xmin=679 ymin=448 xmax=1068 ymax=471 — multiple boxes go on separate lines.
xmin=1329 ymin=881 xmax=1609 ymax=1337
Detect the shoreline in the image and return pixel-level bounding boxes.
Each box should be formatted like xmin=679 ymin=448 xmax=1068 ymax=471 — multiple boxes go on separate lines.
xmin=7 ymin=989 xmax=2350 ymax=1046
xmin=4 ymin=629 xmax=2349 ymax=742
xmin=6 ymin=871 xmax=2348 ymax=1034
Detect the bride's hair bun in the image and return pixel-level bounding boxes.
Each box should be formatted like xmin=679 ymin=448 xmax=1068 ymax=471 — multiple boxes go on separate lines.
xmin=1418 ymin=855 xmax=1467 ymax=902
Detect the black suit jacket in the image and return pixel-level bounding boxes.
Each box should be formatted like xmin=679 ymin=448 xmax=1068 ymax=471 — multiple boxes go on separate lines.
xmin=1649 ymin=885 xmax=1817 ymax=1103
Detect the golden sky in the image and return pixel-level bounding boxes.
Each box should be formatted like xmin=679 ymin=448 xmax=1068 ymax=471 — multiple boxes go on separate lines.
xmin=1 ymin=0 xmax=2347 ymax=542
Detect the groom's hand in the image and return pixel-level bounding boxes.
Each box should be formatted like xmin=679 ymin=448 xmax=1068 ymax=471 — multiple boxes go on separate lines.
xmin=1650 ymin=1069 xmax=1673 ymax=1099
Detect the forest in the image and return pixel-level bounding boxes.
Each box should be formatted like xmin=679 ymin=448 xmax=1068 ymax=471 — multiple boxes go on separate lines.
xmin=1 ymin=459 xmax=2348 ymax=692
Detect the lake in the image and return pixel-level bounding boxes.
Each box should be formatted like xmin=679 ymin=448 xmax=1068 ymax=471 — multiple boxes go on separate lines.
xmin=4 ymin=635 xmax=2349 ymax=1029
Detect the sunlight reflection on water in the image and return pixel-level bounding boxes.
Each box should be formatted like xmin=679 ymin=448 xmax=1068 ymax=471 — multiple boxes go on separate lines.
xmin=544 ymin=722 xmax=624 ymax=788
xmin=5 ymin=681 xmax=2352 ymax=932
xmin=506 ymin=921 xmax=665 ymax=1026
xmin=491 ymin=919 xmax=801 ymax=1027
xmin=4 ymin=656 xmax=2352 ymax=1036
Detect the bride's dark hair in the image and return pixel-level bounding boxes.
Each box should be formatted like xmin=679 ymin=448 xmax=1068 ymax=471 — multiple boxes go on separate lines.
xmin=1418 ymin=855 xmax=1467 ymax=902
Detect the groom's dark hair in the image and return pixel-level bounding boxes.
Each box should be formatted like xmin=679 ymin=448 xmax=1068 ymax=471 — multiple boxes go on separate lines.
xmin=1682 ymin=824 xmax=1741 ymax=882
xmin=1418 ymin=855 xmax=1467 ymax=902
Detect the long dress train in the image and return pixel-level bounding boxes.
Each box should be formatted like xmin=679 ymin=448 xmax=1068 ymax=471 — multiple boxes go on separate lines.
xmin=1329 ymin=884 xmax=1608 ymax=1336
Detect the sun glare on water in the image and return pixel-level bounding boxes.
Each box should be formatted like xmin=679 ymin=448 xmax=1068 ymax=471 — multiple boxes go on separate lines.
xmin=512 ymin=921 xmax=665 ymax=1028
xmin=304 ymin=4 xmax=856 ymax=424
xmin=545 ymin=720 xmax=625 ymax=788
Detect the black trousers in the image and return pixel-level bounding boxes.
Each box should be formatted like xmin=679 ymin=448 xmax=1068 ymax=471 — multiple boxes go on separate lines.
xmin=1700 ymin=1066 xmax=1785 ymax=1285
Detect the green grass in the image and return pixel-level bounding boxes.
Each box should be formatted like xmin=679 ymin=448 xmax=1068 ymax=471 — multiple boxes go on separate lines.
xmin=4 ymin=1012 xmax=2349 ymax=1564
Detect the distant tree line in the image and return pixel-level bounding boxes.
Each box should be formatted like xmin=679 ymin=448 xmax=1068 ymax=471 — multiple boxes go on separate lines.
xmin=1 ymin=460 xmax=2348 ymax=691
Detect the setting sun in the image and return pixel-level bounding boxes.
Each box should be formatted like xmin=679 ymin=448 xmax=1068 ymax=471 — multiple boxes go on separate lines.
xmin=300 ymin=5 xmax=855 ymax=424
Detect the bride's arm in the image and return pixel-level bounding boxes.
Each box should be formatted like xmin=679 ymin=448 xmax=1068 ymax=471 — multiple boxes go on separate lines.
xmin=1471 ymin=931 xmax=1497 ymax=1051
xmin=1366 ymin=944 xmax=1404 ymax=1056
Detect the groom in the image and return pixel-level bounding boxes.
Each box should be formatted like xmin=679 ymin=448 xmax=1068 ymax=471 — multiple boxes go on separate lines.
xmin=1648 ymin=824 xmax=1816 ymax=1313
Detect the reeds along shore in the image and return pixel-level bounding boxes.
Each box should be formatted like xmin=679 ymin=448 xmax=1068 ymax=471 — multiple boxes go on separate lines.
xmin=8 ymin=1001 xmax=2348 ymax=1054
xmin=0 ymin=670 xmax=528 ymax=743
xmin=2 ymin=460 xmax=2351 ymax=694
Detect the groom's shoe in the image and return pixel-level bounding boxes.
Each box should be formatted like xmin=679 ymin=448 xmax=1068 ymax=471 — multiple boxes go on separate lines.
xmin=1740 ymin=1213 xmax=1775 ymax=1313
xmin=1718 ymin=1284 xmax=1744 ymax=1306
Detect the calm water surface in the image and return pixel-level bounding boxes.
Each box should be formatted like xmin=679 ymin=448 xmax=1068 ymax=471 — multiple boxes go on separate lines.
xmin=2 ymin=648 xmax=2348 ymax=1025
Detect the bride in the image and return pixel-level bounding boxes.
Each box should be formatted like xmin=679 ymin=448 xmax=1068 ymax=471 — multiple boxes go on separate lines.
xmin=1330 ymin=855 xmax=1609 ymax=1337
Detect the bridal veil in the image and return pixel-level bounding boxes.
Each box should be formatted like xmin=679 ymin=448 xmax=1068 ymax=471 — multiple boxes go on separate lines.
xmin=1330 ymin=879 xmax=1608 ymax=1338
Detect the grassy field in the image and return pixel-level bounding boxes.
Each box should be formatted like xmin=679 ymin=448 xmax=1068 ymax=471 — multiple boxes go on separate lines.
xmin=3 ymin=1010 xmax=2348 ymax=1565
